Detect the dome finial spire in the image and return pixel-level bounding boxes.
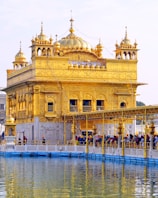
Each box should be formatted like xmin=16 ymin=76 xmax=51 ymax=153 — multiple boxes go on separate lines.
xmin=55 ymin=34 xmax=58 ymax=42
xmin=70 ymin=9 xmax=72 ymax=18
xmin=41 ymin=22 xmax=43 ymax=34
xmin=125 ymin=26 xmax=128 ymax=39
xmin=20 ymin=41 xmax=22 ymax=52
xmin=69 ymin=10 xmax=74 ymax=34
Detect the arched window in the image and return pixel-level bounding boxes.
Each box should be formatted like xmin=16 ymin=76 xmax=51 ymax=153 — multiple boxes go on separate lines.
xmin=132 ymin=52 xmax=136 ymax=59
xmin=116 ymin=54 xmax=121 ymax=59
xmin=127 ymin=52 xmax=131 ymax=60
xmin=37 ymin=48 xmax=41 ymax=56
xmin=123 ymin=52 xmax=126 ymax=59
xmin=42 ymin=48 xmax=46 ymax=56
xmin=47 ymin=48 xmax=51 ymax=56
xmin=120 ymin=102 xmax=126 ymax=108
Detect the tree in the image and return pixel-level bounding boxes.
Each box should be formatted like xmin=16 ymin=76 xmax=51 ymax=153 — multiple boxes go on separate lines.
xmin=136 ymin=101 xmax=145 ymax=125
xmin=136 ymin=101 xmax=145 ymax=106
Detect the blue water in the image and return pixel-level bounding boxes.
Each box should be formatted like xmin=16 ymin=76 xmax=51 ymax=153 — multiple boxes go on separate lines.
xmin=0 ymin=157 xmax=158 ymax=198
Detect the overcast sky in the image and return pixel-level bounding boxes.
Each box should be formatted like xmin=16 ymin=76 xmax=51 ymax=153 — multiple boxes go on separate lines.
xmin=0 ymin=0 xmax=158 ymax=105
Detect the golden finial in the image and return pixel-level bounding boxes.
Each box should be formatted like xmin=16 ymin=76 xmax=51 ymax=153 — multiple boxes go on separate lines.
xmin=50 ymin=34 xmax=52 ymax=40
xmin=98 ymin=38 xmax=103 ymax=47
xmin=55 ymin=34 xmax=58 ymax=42
xmin=69 ymin=10 xmax=74 ymax=34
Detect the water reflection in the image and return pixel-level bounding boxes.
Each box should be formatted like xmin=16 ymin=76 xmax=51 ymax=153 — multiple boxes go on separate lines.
xmin=0 ymin=157 xmax=158 ymax=197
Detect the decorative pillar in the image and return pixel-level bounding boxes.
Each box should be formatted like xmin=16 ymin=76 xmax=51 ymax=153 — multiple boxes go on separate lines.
xmin=102 ymin=113 xmax=105 ymax=155
xmin=5 ymin=116 xmax=16 ymax=136
xmin=85 ymin=114 xmax=89 ymax=154
xmin=78 ymin=99 xmax=82 ymax=113
xmin=71 ymin=115 xmax=76 ymax=145
xmin=118 ymin=121 xmax=124 ymax=156
xmin=33 ymin=86 xmax=40 ymax=141
xmin=149 ymin=121 xmax=155 ymax=150
xmin=92 ymin=125 xmax=97 ymax=147
xmin=121 ymin=122 xmax=125 ymax=156
xmin=6 ymin=95 xmax=10 ymax=118
xmin=92 ymin=99 xmax=95 ymax=111
xmin=5 ymin=115 xmax=16 ymax=148
xmin=117 ymin=122 xmax=123 ymax=148
xmin=143 ymin=109 xmax=148 ymax=158
xmin=5 ymin=105 xmax=16 ymax=137
xmin=144 ymin=124 xmax=149 ymax=158
xmin=33 ymin=86 xmax=40 ymax=116
xmin=64 ymin=116 xmax=67 ymax=144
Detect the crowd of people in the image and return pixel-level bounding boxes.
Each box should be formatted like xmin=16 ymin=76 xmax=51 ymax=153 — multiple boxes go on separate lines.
xmin=2 ymin=132 xmax=158 ymax=149
xmin=75 ymin=133 xmax=158 ymax=149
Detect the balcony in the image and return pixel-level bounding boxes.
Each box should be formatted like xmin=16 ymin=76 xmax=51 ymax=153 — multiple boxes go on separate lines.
xmin=96 ymin=106 xmax=104 ymax=111
xmin=83 ymin=106 xmax=92 ymax=112
xmin=70 ymin=105 xmax=78 ymax=112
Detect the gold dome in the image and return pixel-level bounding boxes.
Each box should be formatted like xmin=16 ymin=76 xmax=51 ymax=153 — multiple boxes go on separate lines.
xmin=121 ymin=37 xmax=131 ymax=45
xmin=54 ymin=34 xmax=60 ymax=49
xmin=13 ymin=42 xmax=28 ymax=68
xmin=120 ymin=26 xmax=131 ymax=45
xmin=54 ymin=41 xmax=60 ymax=49
xmin=58 ymin=33 xmax=92 ymax=50
xmin=96 ymin=39 xmax=103 ymax=50
xmin=34 ymin=22 xmax=49 ymax=42
xmin=37 ymin=31 xmax=48 ymax=41
xmin=15 ymin=46 xmax=27 ymax=62
xmin=37 ymin=33 xmax=48 ymax=41
xmin=56 ymin=18 xmax=93 ymax=52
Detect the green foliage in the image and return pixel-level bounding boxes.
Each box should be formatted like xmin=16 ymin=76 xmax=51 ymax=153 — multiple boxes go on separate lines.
xmin=136 ymin=101 xmax=145 ymax=124
xmin=136 ymin=101 xmax=145 ymax=106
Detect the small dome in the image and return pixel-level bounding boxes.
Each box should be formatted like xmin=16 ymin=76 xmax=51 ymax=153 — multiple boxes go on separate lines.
xmin=120 ymin=26 xmax=131 ymax=45
xmin=15 ymin=48 xmax=27 ymax=62
xmin=13 ymin=42 xmax=28 ymax=67
xmin=96 ymin=40 xmax=103 ymax=50
xmin=34 ymin=22 xmax=49 ymax=41
xmin=121 ymin=37 xmax=131 ymax=45
xmin=37 ymin=33 xmax=48 ymax=41
xmin=54 ymin=41 xmax=60 ymax=49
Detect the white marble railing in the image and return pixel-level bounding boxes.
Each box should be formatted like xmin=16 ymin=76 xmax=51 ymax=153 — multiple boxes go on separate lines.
xmin=1 ymin=144 xmax=158 ymax=159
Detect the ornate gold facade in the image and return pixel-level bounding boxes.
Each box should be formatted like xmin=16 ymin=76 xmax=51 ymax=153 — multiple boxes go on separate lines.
xmin=3 ymin=18 xmax=144 ymax=142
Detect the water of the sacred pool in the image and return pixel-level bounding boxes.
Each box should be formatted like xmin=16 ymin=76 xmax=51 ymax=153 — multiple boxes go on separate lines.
xmin=0 ymin=157 xmax=158 ymax=197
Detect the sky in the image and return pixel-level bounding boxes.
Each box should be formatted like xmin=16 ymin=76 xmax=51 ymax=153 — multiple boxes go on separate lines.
xmin=0 ymin=0 xmax=158 ymax=105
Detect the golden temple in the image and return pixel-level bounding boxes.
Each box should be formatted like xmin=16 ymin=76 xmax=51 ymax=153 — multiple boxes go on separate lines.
xmin=3 ymin=18 xmax=145 ymax=143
